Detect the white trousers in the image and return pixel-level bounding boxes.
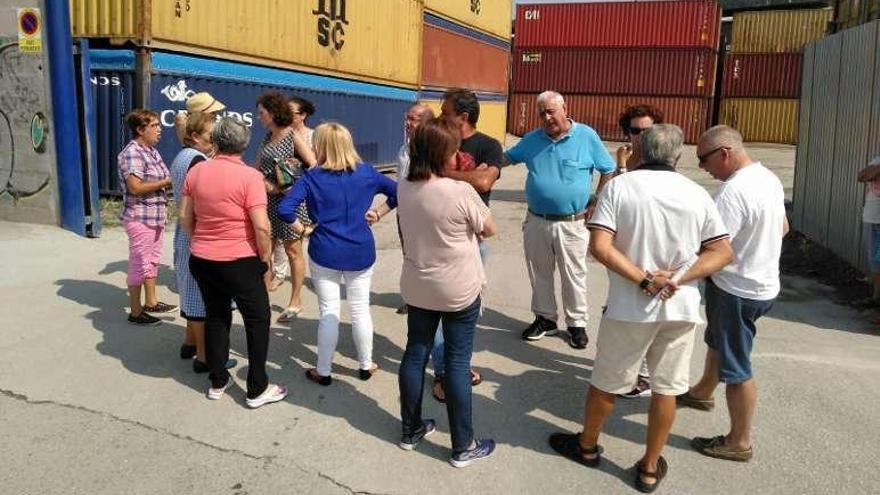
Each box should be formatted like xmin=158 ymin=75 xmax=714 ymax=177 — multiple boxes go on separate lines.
xmin=310 ymin=260 xmax=374 ymax=376
xmin=523 ymin=212 xmax=590 ymax=328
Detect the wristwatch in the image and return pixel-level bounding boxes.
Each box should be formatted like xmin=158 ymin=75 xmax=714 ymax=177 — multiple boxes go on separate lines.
xmin=638 ymin=271 xmax=655 ymax=290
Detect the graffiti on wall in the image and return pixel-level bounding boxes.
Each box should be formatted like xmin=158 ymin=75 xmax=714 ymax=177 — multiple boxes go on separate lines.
xmin=0 ymin=42 xmax=51 ymax=200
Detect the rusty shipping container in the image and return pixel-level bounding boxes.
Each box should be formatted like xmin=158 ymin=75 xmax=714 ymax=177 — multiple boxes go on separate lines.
xmin=730 ymin=8 xmax=832 ymax=53
xmin=721 ymin=53 xmax=802 ymax=98
xmin=512 ymin=47 xmax=716 ymax=97
xmin=421 ymin=93 xmax=508 ymax=146
xmin=70 ymin=0 xmax=423 ymax=88
xmin=421 ymin=14 xmax=510 ymax=94
xmin=514 ymin=0 xmax=721 ymax=49
xmin=720 ymin=98 xmax=799 ymax=144
xmin=425 ymin=0 xmax=512 ymax=41
xmin=507 ymin=93 xmax=711 ymax=143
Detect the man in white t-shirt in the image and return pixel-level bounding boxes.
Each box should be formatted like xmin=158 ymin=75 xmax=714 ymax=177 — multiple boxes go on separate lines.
xmin=548 ymin=124 xmax=733 ymax=493
xmin=856 ymin=155 xmax=880 ymax=307
xmin=678 ymin=125 xmax=788 ymax=463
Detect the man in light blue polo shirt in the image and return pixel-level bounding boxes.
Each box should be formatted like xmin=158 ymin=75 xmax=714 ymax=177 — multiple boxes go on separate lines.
xmin=506 ymin=91 xmax=616 ymax=350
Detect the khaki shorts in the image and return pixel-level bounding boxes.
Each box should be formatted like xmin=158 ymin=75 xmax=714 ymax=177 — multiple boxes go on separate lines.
xmin=591 ymin=319 xmax=698 ymax=396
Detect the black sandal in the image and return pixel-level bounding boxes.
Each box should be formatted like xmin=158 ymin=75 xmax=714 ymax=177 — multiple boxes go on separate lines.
xmin=634 ymin=456 xmax=668 ymax=493
xmin=548 ymin=432 xmax=603 ymax=467
xmin=305 ymin=368 xmax=332 ymax=386
xmin=432 ymin=376 xmax=446 ymax=403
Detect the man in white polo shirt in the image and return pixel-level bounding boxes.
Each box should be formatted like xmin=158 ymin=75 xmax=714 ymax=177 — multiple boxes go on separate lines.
xmin=678 ymin=126 xmax=788 ymax=463
xmin=547 ymin=124 xmax=733 ymax=493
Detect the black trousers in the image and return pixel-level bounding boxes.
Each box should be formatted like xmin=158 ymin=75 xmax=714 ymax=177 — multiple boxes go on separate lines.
xmin=190 ymin=255 xmax=270 ymax=399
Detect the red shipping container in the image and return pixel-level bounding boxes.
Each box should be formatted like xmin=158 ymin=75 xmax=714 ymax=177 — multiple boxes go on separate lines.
xmin=721 ymin=53 xmax=803 ymax=98
xmin=512 ymin=47 xmax=717 ymax=97
xmin=507 ymin=93 xmax=711 ymax=144
xmin=515 ymin=1 xmax=721 ymax=49
xmin=422 ymin=24 xmax=510 ymax=94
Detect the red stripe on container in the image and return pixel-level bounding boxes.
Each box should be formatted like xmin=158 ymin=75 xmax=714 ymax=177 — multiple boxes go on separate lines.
xmin=508 ymin=93 xmax=711 ymax=144
xmin=721 ymin=53 xmax=803 ymax=98
xmin=422 ymin=24 xmax=510 ymax=94
xmin=512 ymin=47 xmax=717 ymax=97
xmin=514 ymin=1 xmax=721 ymax=49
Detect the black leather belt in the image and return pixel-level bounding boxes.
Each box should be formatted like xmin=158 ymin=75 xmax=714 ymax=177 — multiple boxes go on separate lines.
xmin=528 ymin=209 xmax=587 ymax=222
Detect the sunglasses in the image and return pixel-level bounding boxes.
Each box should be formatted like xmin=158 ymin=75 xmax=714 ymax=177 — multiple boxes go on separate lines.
xmin=697 ymin=146 xmax=729 ymax=164
xmin=627 ymin=126 xmax=650 ymax=136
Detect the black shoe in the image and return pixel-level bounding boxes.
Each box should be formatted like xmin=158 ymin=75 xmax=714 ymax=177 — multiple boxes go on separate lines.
xmin=142 ymin=301 xmax=177 ymax=313
xmin=193 ymin=358 xmax=238 ymax=374
xmin=522 ymin=316 xmax=558 ymax=341
xmin=128 ymin=312 xmax=161 ymax=326
xmin=399 ymin=419 xmax=436 ymax=450
xmin=179 ymin=344 xmax=197 ymax=360
xmin=568 ymin=327 xmax=588 ymax=349
xmin=619 ymin=376 xmax=651 ymax=399
xmin=396 ymin=304 xmax=409 ymax=315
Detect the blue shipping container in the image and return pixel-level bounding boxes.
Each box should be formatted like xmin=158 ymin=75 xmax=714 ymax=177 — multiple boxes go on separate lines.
xmin=90 ymin=50 xmax=416 ymax=195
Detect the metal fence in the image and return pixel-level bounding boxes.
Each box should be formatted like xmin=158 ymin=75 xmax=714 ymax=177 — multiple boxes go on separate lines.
xmin=793 ymin=20 xmax=880 ymax=273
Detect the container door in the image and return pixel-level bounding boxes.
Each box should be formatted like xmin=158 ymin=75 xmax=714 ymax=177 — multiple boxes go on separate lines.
xmin=73 ymin=40 xmax=101 ymax=237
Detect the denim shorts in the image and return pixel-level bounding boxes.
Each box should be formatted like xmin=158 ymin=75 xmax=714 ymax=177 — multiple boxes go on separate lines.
xmin=704 ymin=279 xmax=775 ymax=384
xmin=863 ymin=223 xmax=880 ymax=273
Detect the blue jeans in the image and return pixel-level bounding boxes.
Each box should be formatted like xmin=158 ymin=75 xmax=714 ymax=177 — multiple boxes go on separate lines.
xmin=431 ymin=241 xmax=487 ymax=376
xmin=399 ymin=296 xmax=481 ymax=454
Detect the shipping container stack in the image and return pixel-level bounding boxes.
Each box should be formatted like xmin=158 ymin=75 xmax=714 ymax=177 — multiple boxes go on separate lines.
xmin=838 ymin=0 xmax=880 ymax=30
xmin=70 ymin=0 xmax=425 ymax=195
xmin=418 ymin=0 xmax=512 ymax=145
xmin=719 ymin=7 xmax=832 ymax=144
xmin=508 ymin=0 xmax=722 ymax=144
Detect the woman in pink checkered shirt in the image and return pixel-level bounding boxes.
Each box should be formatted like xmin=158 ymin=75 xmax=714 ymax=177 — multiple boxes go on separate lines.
xmin=117 ymin=109 xmax=178 ymax=326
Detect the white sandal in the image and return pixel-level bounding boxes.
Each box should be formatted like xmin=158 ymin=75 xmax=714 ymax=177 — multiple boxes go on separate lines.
xmin=246 ymin=384 xmax=288 ymax=409
xmin=277 ymin=306 xmax=302 ymax=323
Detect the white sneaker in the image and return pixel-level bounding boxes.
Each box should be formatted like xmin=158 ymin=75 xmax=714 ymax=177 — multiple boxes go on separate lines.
xmin=246 ymin=384 xmax=288 ymax=409
xmin=206 ymin=381 xmax=230 ymax=400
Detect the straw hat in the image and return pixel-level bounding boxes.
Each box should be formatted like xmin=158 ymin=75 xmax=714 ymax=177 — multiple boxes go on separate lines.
xmin=186 ymin=92 xmax=226 ymax=114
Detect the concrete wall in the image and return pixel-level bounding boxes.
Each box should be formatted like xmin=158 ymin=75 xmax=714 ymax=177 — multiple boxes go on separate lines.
xmin=0 ymin=0 xmax=59 ymax=224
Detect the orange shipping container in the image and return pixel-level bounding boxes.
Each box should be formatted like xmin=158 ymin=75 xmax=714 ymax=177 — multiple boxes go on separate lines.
xmin=421 ymin=22 xmax=510 ymax=94
xmin=508 ymin=93 xmax=711 ymax=144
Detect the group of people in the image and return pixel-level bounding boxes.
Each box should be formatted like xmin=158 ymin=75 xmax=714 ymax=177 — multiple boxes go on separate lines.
xmin=115 ymin=86 xmax=788 ymax=487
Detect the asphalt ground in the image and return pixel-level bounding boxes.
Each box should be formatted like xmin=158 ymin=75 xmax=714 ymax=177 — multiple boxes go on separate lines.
xmin=1 ymin=141 xmax=878 ymax=494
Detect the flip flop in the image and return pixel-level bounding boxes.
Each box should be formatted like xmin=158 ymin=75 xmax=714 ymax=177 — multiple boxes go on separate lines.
xmin=432 ymin=376 xmax=446 ymax=403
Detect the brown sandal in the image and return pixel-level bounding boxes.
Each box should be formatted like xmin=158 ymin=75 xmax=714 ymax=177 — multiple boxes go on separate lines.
xmin=432 ymin=376 xmax=446 ymax=403
xmin=634 ymin=456 xmax=668 ymax=493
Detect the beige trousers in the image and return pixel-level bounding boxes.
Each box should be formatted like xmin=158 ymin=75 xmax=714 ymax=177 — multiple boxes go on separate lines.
xmin=523 ymin=212 xmax=590 ymax=328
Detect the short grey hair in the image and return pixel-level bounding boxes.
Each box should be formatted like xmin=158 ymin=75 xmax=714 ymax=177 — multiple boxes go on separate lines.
xmin=700 ymin=125 xmax=745 ymax=153
xmin=212 ymin=116 xmax=250 ymax=155
xmin=536 ymin=90 xmax=565 ymax=109
xmin=640 ymin=124 xmax=684 ymax=167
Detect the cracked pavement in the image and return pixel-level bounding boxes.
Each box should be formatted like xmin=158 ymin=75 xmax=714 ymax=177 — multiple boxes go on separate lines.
xmin=1 ymin=143 xmax=878 ymax=494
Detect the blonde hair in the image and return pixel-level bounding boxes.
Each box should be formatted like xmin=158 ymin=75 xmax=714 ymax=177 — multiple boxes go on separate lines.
xmin=314 ymin=122 xmax=361 ymax=171
xmin=182 ymin=112 xmax=215 ymax=147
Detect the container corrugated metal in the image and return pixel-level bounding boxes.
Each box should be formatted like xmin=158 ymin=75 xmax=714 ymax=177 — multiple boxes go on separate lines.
xmin=719 ymin=98 xmax=798 ymax=143
xmin=70 ymin=0 xmax=423 ymax=88
xmin=721 ymin=53 xmax=802 ymax=98
xmin=825 ymin=22 xmax=878 ymax=268
xmin=508 ymin=93 xmax=711 ymax=143
xmin=422 ymin=23 xmax=509 ymax=94
xmin=730 ymin=8 xmax=831 ymax=53
xmin=838 ymin=0 xmax=880 ymax=29
xmin=791 ymin=43 xmax=814 ymax=230
xmin=512 ymin=47 xmax=716 ymax=97
xmin=90 ymin=49 xmax=416 ymax=196
xmin=514 ymin=1 xmax=721 ymax=49
xmin=420 ymin=95 xmax=508 ymax=146
xmin=425 ymin=0 xmax=512 ymax=41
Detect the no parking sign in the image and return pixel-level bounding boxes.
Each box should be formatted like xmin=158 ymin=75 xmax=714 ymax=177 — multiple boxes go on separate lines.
xmin=17 ymin=7 xmax=42 ymax=55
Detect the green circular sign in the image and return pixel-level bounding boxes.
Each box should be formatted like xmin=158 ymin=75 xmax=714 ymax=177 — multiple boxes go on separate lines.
xmin=31 ymin=112 xmax=47 ymax=152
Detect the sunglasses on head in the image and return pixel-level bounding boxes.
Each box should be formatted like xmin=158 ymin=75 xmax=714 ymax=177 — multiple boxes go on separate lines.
xmin=698 ymin=146 xmax=729 ymax=163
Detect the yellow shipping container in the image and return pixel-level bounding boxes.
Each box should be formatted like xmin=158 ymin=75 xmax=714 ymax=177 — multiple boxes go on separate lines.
xmin=720 ymin=98 xmax=799 ymax=144
xmin=731 ymin=8 xmax=832 ymax=53
xmin=425 ymin=0 xmax=512 ymax=41
xmin=421 ymin=97 xmax=508 ymax=147
xmin=70 ymin=0 xmax=423 ymax=88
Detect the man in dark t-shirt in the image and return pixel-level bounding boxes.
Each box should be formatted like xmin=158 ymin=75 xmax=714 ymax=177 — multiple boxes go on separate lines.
xmin=440 ymin=88 xmax=504 ymax=206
